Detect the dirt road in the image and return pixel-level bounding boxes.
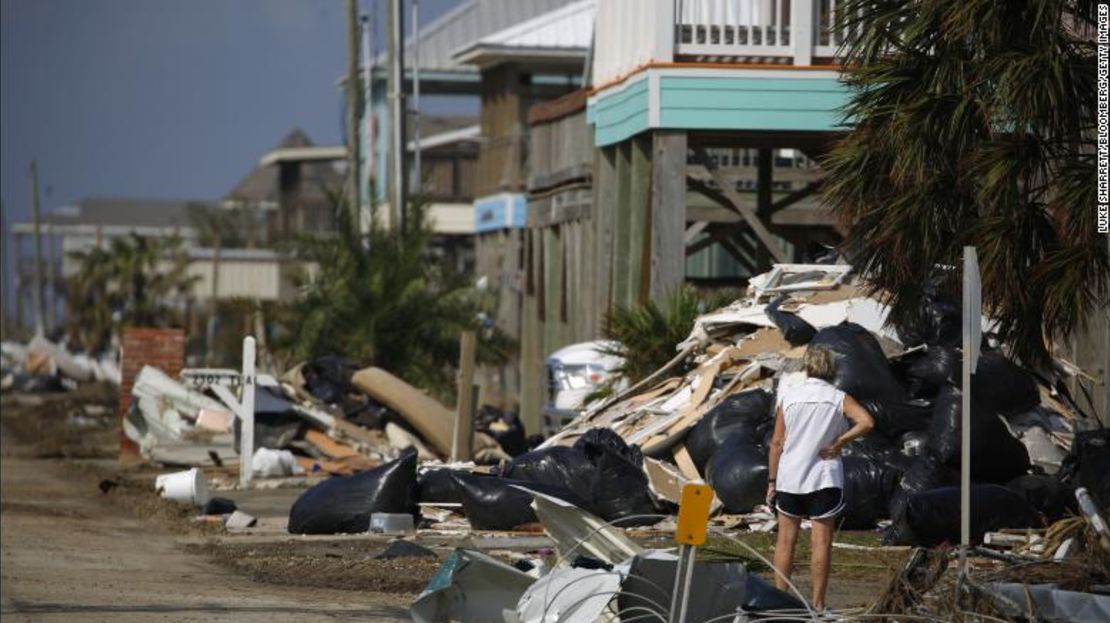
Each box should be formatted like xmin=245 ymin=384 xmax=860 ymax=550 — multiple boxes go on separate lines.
xmin=0 ymin=436 xmax=411 ymax=622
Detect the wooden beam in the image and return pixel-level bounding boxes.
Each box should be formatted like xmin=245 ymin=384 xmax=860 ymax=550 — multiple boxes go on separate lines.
xmin=650 ymin=131 xmax=687 ymax=301
xmin=452 ymin=330 xmax=477 ymax=461
xmin=612 ymin=142 xmax=632 ymax=309
xmin=684 ymin=221 xmax=709 ymax=244
xmin=629 ymin=136 xmax=651 ymax=305
xmin=593 ymin=147 xmax=617 ymax=317
xmin=691 ymin=147 xmax=788 ymax=263
xmin=770 ymin=180 xmax=822 ymax=214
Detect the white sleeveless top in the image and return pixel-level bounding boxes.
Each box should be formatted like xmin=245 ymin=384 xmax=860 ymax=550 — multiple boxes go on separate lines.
xmin=776 ymin=377 xmax=849 ymax=494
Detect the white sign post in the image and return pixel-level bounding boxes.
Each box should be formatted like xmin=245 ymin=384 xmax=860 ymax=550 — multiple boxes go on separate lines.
xmin=960 ymin=247 xmax=981 ymax=576
xmin=238 ymin=337 xmax=256 ymax=488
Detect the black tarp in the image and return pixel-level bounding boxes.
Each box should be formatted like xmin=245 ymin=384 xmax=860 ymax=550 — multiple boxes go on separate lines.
xmin=884 ymin=484 xmax=1041 ymax=546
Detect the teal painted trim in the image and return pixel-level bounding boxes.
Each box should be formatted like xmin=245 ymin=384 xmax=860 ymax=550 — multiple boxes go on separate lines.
xmin=659 ymin=75 xmax=850 ymax=132
xmin=587 ymin=77 xmax=651 ymax=146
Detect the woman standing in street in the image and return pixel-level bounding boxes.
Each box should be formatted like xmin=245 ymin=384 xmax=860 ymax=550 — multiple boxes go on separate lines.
xmin=766 ymin=344 xmax=875 ymax=610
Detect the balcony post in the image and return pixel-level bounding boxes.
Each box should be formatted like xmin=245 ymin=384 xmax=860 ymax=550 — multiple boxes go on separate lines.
xmin=652 ymin=0 xmax=676 ymax=63
xmin=791 ymin=0 xmax=814 ymax=65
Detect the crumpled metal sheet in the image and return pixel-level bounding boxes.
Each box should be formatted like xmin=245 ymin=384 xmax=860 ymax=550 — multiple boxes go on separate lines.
xmin=410 ymin=549 xmax=535 ymax=623
xmin=989 ymin=583 xmax=1110 ymax=623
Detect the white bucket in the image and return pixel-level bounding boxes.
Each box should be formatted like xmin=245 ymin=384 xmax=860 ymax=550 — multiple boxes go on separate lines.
xmin=155 ymin=468 xmax=210 ymax=506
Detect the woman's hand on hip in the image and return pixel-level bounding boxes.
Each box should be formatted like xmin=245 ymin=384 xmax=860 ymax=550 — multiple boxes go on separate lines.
xmin=818 ymin=443 xmax=842 ymax=460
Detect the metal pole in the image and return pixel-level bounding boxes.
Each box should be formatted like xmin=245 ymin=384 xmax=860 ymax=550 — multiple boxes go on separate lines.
xmin=361 ymin=12 xmax=374 ymax=205
xmin=411 ymin=0 xmax=421 ymax=194
xmin=29 ymin=160 xmax=46 ymax=338
xmin=387 ymin=0 xmax=407 ymax=232
xmin=346 ymin=0 xmax=363 ymax=220
xmin=239 ymin=336 xmax=257 ymax=488
xmin=45 ymin=219 xmax=55 ymax=333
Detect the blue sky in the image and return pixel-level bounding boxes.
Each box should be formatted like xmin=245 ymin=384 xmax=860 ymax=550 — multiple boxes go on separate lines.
xmin=0 ymin=0 xmax=468 ymax=225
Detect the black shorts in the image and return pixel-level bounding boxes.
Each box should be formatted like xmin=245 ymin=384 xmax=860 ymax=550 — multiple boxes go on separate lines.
xmin=775 ymin=487 xmax=844 ymax=520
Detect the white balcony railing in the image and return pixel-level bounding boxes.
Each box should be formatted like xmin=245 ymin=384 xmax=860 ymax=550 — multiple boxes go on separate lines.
xmin=593 ymin=0 xmax=848 ymax=87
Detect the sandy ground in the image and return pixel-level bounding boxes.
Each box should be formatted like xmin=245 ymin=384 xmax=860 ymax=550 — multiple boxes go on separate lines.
xmin=0 ymin=393 xmax=412 ymax=622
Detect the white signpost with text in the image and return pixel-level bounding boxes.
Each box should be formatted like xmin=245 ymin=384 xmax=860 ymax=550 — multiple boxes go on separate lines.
xmin=197 ymin=337 xmax=257 ymax=488
xmin=960 ymin=247 xmax=981 ymax=576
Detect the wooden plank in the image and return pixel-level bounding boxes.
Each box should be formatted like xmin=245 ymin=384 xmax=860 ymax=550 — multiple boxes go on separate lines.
xmin=691 ymin=147 xmax=788 ymax=263
xmin=650 ymin=131 xmax=687 ymax=301
xmin=628 ymin=135 xmax=651 ymax=305
xmin=519 ymin=229 xmax=543 ymax=433
xmin=612 ymin=142 xmax=633 ymax=310
xmin=304 ymin=429 xmax=360 ymax=459
xmin=593 ymin=147 xmax=617 ymax=318
xmin=684 ymin=221 xmax=709 ymax=245
xmin=453 ymin=330 xmax=477 ymax=461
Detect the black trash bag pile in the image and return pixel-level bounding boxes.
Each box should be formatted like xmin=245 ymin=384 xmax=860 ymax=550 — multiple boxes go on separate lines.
xmin=503 ymin=429 xmax=658 ymax=525
xmin=765 ymin=295 xmax=817 ymax=346
xmin=1058 ymin=429 xmax=1110 ymax=513
xmin=573 ymin=428 xmax=659 ymax=525
xmin=288 ymin=450 xmax=418 ymax=534
xmin=449 ymin=471 xmax=587 ymax=531
xmin=898 ymin=346 xmax=958 ymax=398
xmin=301 ymin=355 xmax=357 ymax=404
xmin=417 ymin=468 xmax=465 ymax=505
xmin=840 ymin=456 xmax=902 ymax=530
xmin=884 ymin=484 xmax=1042 ymax=546
xmin=928 ymin=384 xmax=1030 ymax=483
xmin=706 ymin=433 xmax=769 ymax=514
xmin=862 ymin=398 xmax=933 ymax=439
xmin=895 ymin=281 xmax=960 ymax=348
xmin=969 ymin=351 xmax=1040 ymax=417
xmin=475 ymin=406 xmax=528 ymax=457
xmin=888 ymin=453 xmax=958 ymax=522
xmin=685 ymin=389 xmax=774 ymax=472
xmin=235 ymin=385 xmax=305 ymax=452
xmin=809 ymin=322 xmax=904 ymax=402
xmin=1005 ymin=474 xmax=1077 ymax=523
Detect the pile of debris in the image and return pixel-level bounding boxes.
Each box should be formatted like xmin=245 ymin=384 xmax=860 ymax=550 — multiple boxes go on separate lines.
xmin=534 ymin=263 xmax=1102 ymax=545
xmin=1 ymin=336 xmax=120 ymax=393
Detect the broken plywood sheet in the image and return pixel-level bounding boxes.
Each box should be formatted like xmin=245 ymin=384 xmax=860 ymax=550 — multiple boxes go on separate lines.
xmin=351 ymin=367 xmax=453 ymax=456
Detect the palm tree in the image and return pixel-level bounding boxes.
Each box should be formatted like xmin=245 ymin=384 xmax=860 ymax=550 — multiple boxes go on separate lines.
xmin=822 ymin=0 xmax=1105 ymax=366
xmin=274 ymin=200 xmax=514 ymax=402
xmin=66 ymin=234 xmax=197 ymax=352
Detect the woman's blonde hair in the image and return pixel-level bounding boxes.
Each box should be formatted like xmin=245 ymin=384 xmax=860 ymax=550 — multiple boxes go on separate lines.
xmin=803 ymin=344 xmax=837 ymax=381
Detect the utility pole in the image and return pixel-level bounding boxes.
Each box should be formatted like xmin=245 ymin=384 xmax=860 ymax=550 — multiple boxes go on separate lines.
xmin=411 ymin=0 xmax=421 ymax=194
xmin=387 ymin=0 xmax=407 ymax=232
xmin=346 ymin=0 xmax=363 ymax=222
xmin=361 ymin=12 xmax=374 ymax=206
xmin=30 ymin=160 xmax=46 ymax=338
xmin=0 ymin=200 xmax=8 ymax=336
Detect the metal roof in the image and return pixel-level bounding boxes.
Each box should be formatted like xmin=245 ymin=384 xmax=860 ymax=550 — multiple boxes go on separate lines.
xmin=453 ymin=0 xmax=594 ymax=67
xmin=41 ymin=197 xmax=209 ymax=230
xmin=371 ymin=0 xmax=575 ymax=76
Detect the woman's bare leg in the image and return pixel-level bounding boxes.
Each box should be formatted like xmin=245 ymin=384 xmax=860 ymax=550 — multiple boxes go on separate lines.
xmin=773 ymin=513 xmax=801 ymax=592
xmin=810 ymin=516 xmax=836 ymax=609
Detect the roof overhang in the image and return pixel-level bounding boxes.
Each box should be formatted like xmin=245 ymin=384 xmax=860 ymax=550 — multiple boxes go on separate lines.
xmin=259 ymin=145 xmax=346 ymax=167
xmin=453 ymin=44 xmax=587 ymax=70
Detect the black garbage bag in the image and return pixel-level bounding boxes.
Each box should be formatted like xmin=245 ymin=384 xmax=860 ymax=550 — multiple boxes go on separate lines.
xmin=884 ymin=484 xmax=1042 ymax=546
xmin=288 ymin=450 xmax=418 ymax=534
xmin=765 ymin=295 xmax=816 ymax=346
xmin=971 ymin=351 xmax=1039 ymax=417
xmin=927 ymin=384 xmax=1030 ymax=482
xmin=476 ymin=407 xmax=528 ymax=457
xmin=503 ymin=446 xmax=598 ymax=502
xmin=685 ymin=389 xmax=774 ymax=473
xmin=706 ymin=433 xmax=769 ymax=514
xmin=417 ymin=468 xmax=466 ymax=505
xmin=1006 ymin=474 xmax=1077 ymax=523
xmin=842 ymin=431 xmax=897 ymax=463
xmin=897 ymin=430 xmax=929 ymax=458
xmin=888 ymin=453 xmax=958 ymax=521
xmin=809 ymin=322 xmax=904 ymax=403
xmin=1058 ymin=429 xmax=1110 ymax=513
xmin=572 ymin=429 xmax=658 ymax=525
xmin=235 ymin=386 xmax=304 ymax=452
xmin=450 ymin=471 xmax=586 ymax=530
xmin=302 ymin=355 xmax=356 ymax=404
xmin=900 ymin=347 xmax=959 ymax=398
xmin=863 ymin=398 xmax=933 ymax=439
xmin=840 ymin=456 xmax=902 ymax=530
xmin=896 ymin=290 xmax=960 ymax=348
